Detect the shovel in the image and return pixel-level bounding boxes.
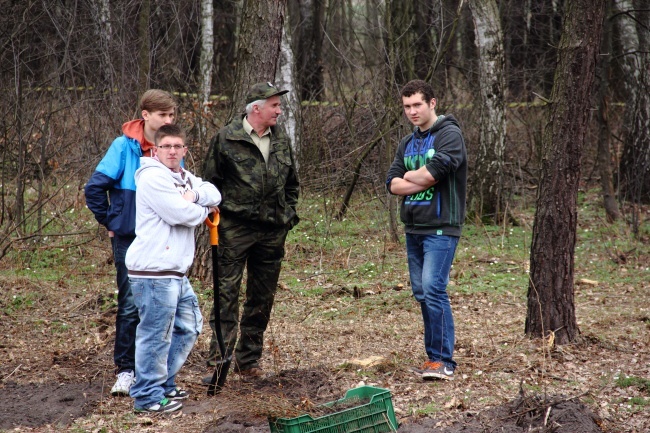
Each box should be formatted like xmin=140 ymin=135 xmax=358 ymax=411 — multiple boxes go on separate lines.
xmin=205 ymin=212 xmax=232 ymax=395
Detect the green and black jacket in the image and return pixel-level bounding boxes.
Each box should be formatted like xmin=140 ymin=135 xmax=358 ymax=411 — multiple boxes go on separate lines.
xmin=204 ymin=115 xmax=300 ymax=228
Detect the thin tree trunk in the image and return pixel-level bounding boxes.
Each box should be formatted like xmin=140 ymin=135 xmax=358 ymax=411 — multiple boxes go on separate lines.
xmin=13 ymin=46 xmax=25 ymax=230
xmin=200 ymin=0 xmax=214 ymax=109
xmin=91 ymin=0 xmax=113 ymax=88
xmin=469 ymin=0 xmax=507 ymax=223
xmin=383 ymin=0 xmax=401 ymax=244
xmin=525 ymin=0 xmax=606 ymax=345
xmin=297 ymin=0 xmax=325 ymax=101
xmin=138 ymin=0 xmax=151 ymax=89
xmin=276 ymin=20 xmax=301 ymax=168
xmin=596 ymin=1 xmax=620 ymax=222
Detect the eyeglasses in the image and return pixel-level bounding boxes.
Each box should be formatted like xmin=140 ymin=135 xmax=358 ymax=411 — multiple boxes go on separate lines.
xmin=156 ymin=144 xmax=185 ymax=150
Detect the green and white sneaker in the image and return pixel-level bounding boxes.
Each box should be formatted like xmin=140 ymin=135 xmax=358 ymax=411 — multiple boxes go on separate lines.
xmin=134 ymin=398 xmax=183 ymax=413
xmin=165 ymin=388 xmax=189 ymax=401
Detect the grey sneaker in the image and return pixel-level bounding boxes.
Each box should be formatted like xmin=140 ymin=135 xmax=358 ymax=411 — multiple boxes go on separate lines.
xmin=421 ymin=361 xmax=454 ymax=380
xmin=111 ymin=370 xmax=136 ymax=396
xmin=165 ymin=388 xmax=189 ymax=400
xmin=134 ymin=398 xmax=182 ymax=413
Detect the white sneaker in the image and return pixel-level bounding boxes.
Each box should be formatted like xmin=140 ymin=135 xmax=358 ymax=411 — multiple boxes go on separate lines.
xmin=111 ymin=370 xmax=136 ymax=396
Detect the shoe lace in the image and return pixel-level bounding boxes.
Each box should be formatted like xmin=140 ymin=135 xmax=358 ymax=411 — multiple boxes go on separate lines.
xmin=116 ymin=371 xmax=133 ymax=386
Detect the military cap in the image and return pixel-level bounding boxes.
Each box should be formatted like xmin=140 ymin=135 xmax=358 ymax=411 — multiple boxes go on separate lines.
xmin=245 ymin=82 xmax=289 ymax=104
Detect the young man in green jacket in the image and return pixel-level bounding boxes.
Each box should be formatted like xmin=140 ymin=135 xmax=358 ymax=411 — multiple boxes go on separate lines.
xmin=386 ymin=79 xmax=467 ymax=381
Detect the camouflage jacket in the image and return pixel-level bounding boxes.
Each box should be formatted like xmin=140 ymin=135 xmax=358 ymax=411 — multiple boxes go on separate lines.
xmin=204 ymin=115 xmax=300 ymax=228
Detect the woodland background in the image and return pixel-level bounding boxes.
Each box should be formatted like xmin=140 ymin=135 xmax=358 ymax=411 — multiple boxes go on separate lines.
xmin=0 ymin=1 xmax=649 ymax=432
xmin=0 ymin=0 xmax=649 ymax=341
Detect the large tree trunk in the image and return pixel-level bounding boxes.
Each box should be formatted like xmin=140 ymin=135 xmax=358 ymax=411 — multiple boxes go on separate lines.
xmin=227 ymin=0 xmax=286 ymax=120
xmin=525 ymin=0 xmax=606 ymax=345
xmin=468 ymin=0 xmax=507 ymax=223
xmin=614 ymin=0 xmax=650 ymax=231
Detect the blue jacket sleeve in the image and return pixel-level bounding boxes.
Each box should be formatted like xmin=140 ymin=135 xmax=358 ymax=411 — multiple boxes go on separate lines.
xmin=84 ymin=171 xmax=114 ymax=227
xmin=84 ymin=136 xmax=129 ymax=228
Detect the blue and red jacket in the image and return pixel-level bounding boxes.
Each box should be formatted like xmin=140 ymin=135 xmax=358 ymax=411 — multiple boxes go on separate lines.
xmin=85 ymin=133 xmax=145 ymax=237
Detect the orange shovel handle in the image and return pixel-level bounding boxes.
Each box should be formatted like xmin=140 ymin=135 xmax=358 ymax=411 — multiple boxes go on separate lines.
xmin=205 ymin=212 xmax=219 ymax=246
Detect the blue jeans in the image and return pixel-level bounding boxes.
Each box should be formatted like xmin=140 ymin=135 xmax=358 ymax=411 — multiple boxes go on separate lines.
xmin=406 ymin=233 xmax=459 ymax=370
xmin=129 ymin=277 xmax=203 ymax=409
xmin=111 ymin=235 xmax=139 ymax=373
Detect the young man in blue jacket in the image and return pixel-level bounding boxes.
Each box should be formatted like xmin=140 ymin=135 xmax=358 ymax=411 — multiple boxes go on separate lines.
xmin=386 ymin=79 xmax=467 ymax=381
xmin=84 ymin=90 xmax=177 ymax=395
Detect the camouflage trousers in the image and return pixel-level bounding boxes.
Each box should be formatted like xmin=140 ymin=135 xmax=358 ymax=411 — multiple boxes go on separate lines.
xmin=207 ymin=217 xmax=288 ymax=370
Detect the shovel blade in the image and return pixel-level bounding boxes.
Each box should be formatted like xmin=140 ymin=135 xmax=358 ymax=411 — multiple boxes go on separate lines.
xmin=207 ymin=357 xmax=232 ymax=396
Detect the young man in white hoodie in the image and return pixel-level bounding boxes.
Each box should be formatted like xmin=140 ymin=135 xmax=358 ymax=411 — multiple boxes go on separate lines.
xmin=125 ymin=124 xmax=221 ymax=413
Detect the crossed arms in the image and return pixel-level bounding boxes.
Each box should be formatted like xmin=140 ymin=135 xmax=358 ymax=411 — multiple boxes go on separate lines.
xmin=389 ymin=165 xmax=437 ymax=196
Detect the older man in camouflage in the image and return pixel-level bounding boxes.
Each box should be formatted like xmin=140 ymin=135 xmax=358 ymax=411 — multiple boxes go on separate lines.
xmin=203 ymin=82 xmax=300 ymax=379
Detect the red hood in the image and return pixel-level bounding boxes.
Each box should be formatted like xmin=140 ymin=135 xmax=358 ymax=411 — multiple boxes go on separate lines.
xmin=122 ymin=119 xmax=155 ymax=155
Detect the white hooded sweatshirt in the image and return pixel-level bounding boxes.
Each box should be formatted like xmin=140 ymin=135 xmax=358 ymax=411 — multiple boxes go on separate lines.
xmin=125 ymin=157 xmax=221 ymax=277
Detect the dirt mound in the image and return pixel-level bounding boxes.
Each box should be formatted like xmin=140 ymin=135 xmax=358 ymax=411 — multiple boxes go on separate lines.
xmin=398 ymin=394 xmax=603 ymax=433
xmin=0 ymin=381 xmax=105 ymax=430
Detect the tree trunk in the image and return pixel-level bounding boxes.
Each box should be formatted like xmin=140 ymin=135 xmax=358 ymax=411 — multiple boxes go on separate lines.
xmin=468 ymin=0 xmax=507 ymax=223
xmin=91 ymin=0 xmax=113 ymax=89
xmin=615 ymin=0 xmax=650 ymax=230
xmin=13 ymin=49 xmax=25 ymax=230
xmin=297 ymin=0 xmax=325 ymax=101
xmin=138 ymin=0 xmax=151 ymax=89
xmin=276 ymin=19 xmax=301 ymax=167
xmin=212 ymin=0 xmax=239 ymax=94
xmin=227 ymin=0 xmax=286 ymax=120
xmin=596 ymin=0 xmax=620 ymax=223
xmin=525 ymin=0 xmax=606 ymax=345
xmin=200 ymin=0 xmax=214 ymax=108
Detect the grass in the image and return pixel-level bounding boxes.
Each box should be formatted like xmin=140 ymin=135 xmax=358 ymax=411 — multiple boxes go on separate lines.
xmin=0 ymin=186 xmax=648 ymax=431
xmin=616 ymin=374 xmax=650 ymax=393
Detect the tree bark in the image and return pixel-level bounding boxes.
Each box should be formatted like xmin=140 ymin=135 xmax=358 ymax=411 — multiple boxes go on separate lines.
xmin=595 ymin=1 xmax=620 ymax=222
xmin=227 ymin=0 xmax=286 ymax=120
xmin=525 ymin=0 xmax=606 ymax=345
xmin=468 ymin=0 xmax=507 ymax=223
xmin=296 ymin=0 xmax=325 ymax=101
xmin=138 ymin=0 xmax=151 ymax=89
xmin=276 ymin=19 xmax=301 ymax=168
xmin=614 ymin=0 xmax=650 ymax=228
xmin=200 ymin=0 xmax=214 ymax=108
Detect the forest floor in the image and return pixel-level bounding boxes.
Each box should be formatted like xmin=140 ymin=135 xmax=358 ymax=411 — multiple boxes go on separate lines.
xmin=0 ymin=192 xmax=648 ymax=433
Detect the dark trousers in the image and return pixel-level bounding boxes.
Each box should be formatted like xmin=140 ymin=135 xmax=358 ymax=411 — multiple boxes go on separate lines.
xmin=111 ymin=234 xmax=139 ymax=373
xmin=208 ymin=219 xmax=288 ymax=369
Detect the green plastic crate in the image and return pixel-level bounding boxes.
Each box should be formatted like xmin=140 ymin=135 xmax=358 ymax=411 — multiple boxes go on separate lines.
xmin=268 ymin=385 xmax=399 ymax=433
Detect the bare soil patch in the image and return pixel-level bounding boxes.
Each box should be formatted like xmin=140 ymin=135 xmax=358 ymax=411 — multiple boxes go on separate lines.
xmin=1 ymin=224 xmax=648 ymax=433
